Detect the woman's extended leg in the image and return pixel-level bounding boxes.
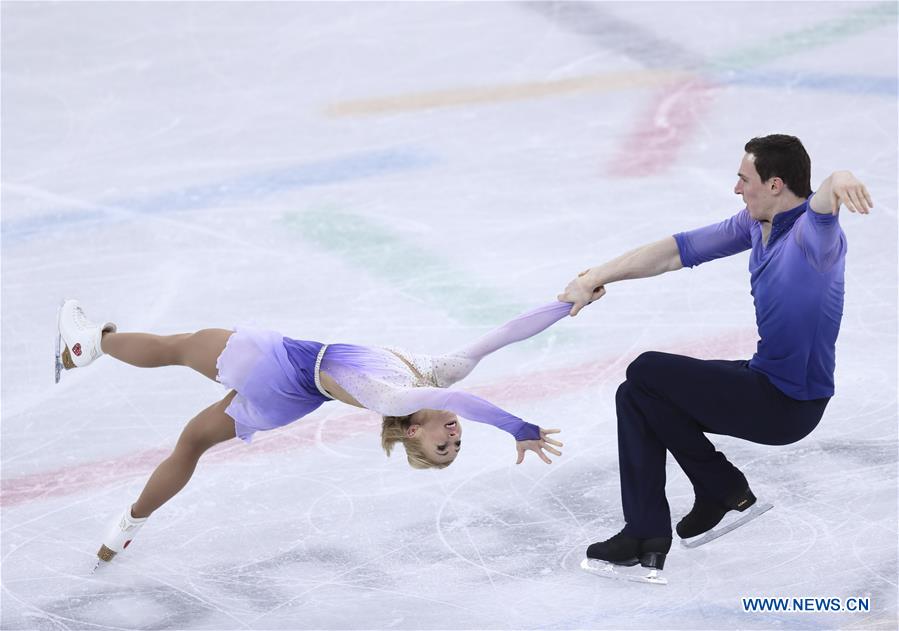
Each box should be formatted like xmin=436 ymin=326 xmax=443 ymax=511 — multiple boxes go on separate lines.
xmin=130 ymin=391 xmax=238 ymax=518
xmin=101 ymin=329 xmax=233 ymax=381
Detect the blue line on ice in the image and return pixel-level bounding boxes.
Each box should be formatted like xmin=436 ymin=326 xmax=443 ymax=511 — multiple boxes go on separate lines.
xmin=1 ymin=147 xmax=437 ymax=245
xmin=716 ymin=71 xmax=898 ymax=96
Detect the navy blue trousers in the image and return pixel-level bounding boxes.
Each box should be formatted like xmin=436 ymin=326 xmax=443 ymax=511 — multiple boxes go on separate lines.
xmin=617 ymin=351 xmax=829 ymax=538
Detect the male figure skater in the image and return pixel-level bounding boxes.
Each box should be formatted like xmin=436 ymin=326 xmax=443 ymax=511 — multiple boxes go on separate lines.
xmin=560 ymin=134 xmax=873 ymax=576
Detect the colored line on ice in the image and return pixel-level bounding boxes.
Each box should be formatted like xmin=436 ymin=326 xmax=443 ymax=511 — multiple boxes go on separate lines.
xmin=324 ymin=3 xmax=895 ymax=118
xmin=1 ymin=148 xmax=436 ymax=245
xmin=282 ymin=208 xmax=562 ymax=328
xmin=525 ymin=1 xmax=705 ymax=70
xmin=707 ymin=2 xmax=898 ymax=72
xmin=324 ymin=71 xmax=687 ymax=117
xmin=606 ymin=77 xmax=716 ymax=178
xmin=604 ymin=1 xmax=897 ymax=177
xmin=710 ymin=71 xmax=897 ymax=96
xmin=325 ymin=69 xmax=894 ymax=118
xmin=323 ymin=67 xmax=893 ymax=119
xmin=0 ymin=327 xmax=757 ymax=509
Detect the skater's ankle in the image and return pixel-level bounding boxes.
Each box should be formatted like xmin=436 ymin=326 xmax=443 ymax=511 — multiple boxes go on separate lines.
xmin=130 ymin=504 xmax=151 ymax=520
xmin=99 ymin=330 xmax=115 ymax=352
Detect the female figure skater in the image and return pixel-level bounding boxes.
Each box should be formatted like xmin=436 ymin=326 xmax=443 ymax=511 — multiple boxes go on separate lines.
xmin=55 ymin=295 xmax=588 ymax=563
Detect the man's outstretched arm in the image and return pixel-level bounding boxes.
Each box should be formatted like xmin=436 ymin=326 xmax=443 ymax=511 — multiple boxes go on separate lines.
xmin=558 ymin=236 xmax=682 ymax=316
xmin=801 ymin=171 xmax=872 ymax=270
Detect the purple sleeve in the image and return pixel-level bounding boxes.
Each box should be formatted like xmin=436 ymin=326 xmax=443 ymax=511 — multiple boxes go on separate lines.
xmin=384 ymin=386 xmax=540 ymax=441
xmin=794 ymin=200 xmax=845 ymax=271
xmin=430 ymin=301 xmax=572 ymax=388
xmin=453 ymin=301 xmax=572 ymax=362
xmin=674 ymin=209 xmax=753 ymax=268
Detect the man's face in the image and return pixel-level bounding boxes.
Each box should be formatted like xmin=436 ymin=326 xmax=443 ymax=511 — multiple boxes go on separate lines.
xmin=734 ymin=153 xmax=774 ymax=221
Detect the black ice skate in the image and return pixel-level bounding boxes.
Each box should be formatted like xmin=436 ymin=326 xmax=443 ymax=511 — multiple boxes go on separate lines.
xmin=677 ymin=487 xmax=773 ymax=548
xmin=580 ymin=531 xmax=671 ymax=585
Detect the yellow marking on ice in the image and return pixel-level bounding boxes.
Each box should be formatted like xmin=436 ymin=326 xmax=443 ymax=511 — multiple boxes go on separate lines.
xmin=326 ymin=4 xmax=896 ymax=118
xmin=325 ymin=70 xmax=688 ymax=117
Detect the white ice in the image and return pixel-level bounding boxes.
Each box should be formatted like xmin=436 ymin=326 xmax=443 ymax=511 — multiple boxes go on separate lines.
xmin=2 ymin=2 xmax=897 ymax=629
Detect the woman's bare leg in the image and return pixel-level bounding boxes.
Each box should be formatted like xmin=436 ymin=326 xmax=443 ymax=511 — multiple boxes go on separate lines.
xmin=131 ymin=391 xmax=238 ymax=518
xmin=101 ymin=329 xmax=232 ymax=381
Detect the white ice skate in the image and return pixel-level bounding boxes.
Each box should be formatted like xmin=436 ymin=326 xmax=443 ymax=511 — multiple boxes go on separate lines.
xmin=96 ymin=507 xmax=148 ymax=564
xmin=55 ymin=299 xmax=116 ymax=383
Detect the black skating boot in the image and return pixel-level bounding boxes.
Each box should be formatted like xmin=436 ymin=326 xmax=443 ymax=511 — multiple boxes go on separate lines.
xmin=586 ymin=531 xmax=640 ymax=566
xmin=676 ymin=486 xmax=757 ymax=539
xmin=586 ymin=530 xmax=672 ymax=570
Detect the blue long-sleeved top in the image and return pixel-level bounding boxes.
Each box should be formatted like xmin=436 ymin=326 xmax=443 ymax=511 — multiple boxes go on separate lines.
xmin=674 ymin=199 xmax=845 ymax=400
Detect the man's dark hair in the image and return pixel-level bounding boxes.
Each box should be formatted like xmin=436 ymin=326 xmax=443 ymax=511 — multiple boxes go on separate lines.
xmin=744 ymin=134 xmax=812 ymax=198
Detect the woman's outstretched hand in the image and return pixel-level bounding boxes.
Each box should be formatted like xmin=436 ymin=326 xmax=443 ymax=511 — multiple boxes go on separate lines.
xmin=516 ymin=428 xmax=563 ymax=464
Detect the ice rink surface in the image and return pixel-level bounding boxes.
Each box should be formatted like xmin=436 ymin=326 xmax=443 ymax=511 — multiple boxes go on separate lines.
xmin=2 ymin=2 xmax=897 ymax=629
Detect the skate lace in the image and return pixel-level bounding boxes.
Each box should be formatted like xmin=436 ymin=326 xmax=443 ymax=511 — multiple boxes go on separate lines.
xmin=72 ymin=306 xmax=94 ymax=330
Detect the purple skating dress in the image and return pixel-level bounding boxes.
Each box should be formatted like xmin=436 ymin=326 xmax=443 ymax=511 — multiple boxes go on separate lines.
xmin=216 ymin=301 xmax=571 ymax=442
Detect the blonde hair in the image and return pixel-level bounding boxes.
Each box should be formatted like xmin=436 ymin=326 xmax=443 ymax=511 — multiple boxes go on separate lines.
xmin=381 ymin=415 xmax=450 ymax=470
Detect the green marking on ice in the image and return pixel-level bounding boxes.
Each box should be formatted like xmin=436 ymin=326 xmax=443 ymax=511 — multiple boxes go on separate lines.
xmin=708 ymin=2 xmax=897 ymax=71
xmin=283 ymin=208 xmax=512 ymax=324
xmin=282 ymin=209 xmax=577 ymax=351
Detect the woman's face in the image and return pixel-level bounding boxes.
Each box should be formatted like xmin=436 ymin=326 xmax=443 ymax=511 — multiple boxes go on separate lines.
xmin=407 ymin=409 xmax=462 ymax=465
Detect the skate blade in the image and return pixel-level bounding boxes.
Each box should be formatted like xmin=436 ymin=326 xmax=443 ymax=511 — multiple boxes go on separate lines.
xmin=580 ymin=558 xmax=668 ymax=585
xmin=681 ymin=502 xmax=774 ymax=549
xmin=54 ymin=338 xmax=63 ymax=383
xmin=54 ymin=301 xmax=77 ymax=382
xmin=54 ymin=304 xmax=63 ymax=384
xmin=89 ymin=544 xmax=118 ymax=575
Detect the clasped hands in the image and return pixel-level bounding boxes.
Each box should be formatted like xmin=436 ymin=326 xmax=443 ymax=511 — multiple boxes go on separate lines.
xmin=558 ymin=269 xmax=606 ymax=316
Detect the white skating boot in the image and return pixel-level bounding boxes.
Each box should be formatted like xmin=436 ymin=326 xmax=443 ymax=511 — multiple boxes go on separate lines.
xmin=97 ymin=506 xmax=148 ymax=563
xmin=55 ymin=299 xmax=116 ymax=383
